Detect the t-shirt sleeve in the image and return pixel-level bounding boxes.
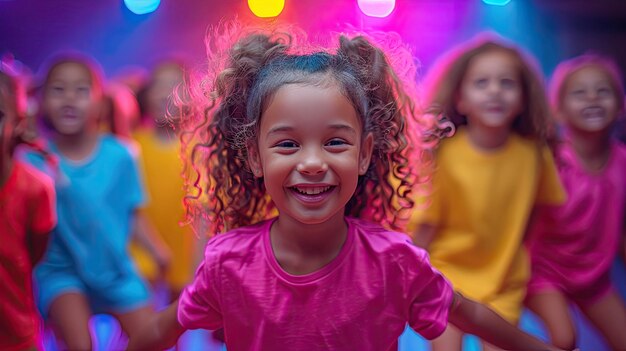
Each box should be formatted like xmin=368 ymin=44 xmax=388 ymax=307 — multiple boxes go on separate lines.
xmin=404 ymin=244 xmax=454 ymax=340
xmin=178 ymin=241 xmax=223 ymax=330
xmin=118 ymin=149 xmax=147 ymax=211
xmin=29 ymin=171 xmax=57 ymax=235
xmin=536 ymin=146 xmax=566 ymax=205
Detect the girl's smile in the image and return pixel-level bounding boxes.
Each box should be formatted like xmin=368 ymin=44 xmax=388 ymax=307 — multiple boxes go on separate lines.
xmin=288 ymin=184 xmax=337 ymax=205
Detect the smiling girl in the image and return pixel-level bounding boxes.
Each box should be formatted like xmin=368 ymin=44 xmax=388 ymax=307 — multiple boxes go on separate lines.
xmin=128 ymin=26 xmax=570 ymax=351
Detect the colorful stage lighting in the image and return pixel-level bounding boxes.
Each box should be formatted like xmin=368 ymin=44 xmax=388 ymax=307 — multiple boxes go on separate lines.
xmin=357 ymin=0 xmax=395 ymax=18
xmin=482 ymin=0 xmax=512 ymax=6
xmin=124 ymin=0 xmax=160 ymax=15
xmin=248 ymin=0 xmax=285 ymax=18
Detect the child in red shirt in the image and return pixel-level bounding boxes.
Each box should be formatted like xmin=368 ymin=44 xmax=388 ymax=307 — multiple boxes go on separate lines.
xmin=0 ymin=60 xmax=56 ymax=351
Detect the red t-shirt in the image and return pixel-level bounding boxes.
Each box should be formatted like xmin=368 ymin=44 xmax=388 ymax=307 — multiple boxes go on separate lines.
xmin=0 ymin=161 xmax=56 ymax=351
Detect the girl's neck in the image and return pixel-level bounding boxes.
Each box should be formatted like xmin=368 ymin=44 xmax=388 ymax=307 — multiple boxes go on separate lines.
xmin=54 ymin=130 xmax=99 ymax=161
xmin=270 ymin=212 xmax=348 ymax=275
xmin=466 ymin=124 xmax=511 ymax=150
xmin=567 ymin=129 xmax=612 ymax=172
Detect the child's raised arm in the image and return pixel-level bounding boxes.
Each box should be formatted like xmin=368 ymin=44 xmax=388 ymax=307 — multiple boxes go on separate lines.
xmin=449 ymin=292 xmax=574 ymax=351
xmin=127 ymin=300 xmax=185 ymax=350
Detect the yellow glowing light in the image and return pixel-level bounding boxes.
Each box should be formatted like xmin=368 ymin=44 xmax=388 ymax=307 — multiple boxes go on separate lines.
xmin=248 ymin=0 xmax=285 ymax=18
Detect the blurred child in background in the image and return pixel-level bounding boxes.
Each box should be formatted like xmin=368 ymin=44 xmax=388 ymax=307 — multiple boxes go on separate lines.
xmin=129 ymin=59 xmax=200 ymax=301
xmin=22 ymin=52 xmax=167 ymax=350
xmin=525 ymin=54 xmax=626 ymax=350
xmin=0 ymin=57 xmax=56 ymax=351
xmin=410 ymin=35 xmax=566 ymax=351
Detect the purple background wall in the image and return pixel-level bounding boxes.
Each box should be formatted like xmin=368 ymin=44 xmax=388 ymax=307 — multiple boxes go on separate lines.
xmin=1 ymin=0 xmax=625 ymax=82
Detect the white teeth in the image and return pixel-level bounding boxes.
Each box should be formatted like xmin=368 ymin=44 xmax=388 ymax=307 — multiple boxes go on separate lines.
xmin=582 ymin=107 xmax=604 ymax=119
xmin=294 ymin=186 xmax=331 ymax=195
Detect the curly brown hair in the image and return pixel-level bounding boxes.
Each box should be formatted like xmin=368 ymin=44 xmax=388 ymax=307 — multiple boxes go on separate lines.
xmin=180 ymin=23 xmax=436 ymax=234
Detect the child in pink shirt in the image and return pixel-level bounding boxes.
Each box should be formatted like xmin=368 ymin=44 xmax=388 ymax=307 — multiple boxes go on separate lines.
xmin=129 ymin=24 xmax=571 ymax=351
xmin=525 ymin=54 xmax=626 ymax=350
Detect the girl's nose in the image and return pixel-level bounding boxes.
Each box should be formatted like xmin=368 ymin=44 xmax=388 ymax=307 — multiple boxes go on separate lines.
xmin=586 ymin=90 xmax=600 ymax=101
xmin=296 ymin=149 xmax=328 ymax=175
xmin=484 ymin=81 xmax=499 ymax=96
xmin=62 ymin=89 xmax=78 ymax=102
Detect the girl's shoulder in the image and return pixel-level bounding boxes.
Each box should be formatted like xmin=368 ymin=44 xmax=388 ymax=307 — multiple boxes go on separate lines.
xmin=2 ymin=160 xmax=54 ymax=197
xmin=347 ymin=218 xmax=434 ymax=271
xmin=347 ymin=217 xmax=421 ymax=251
xmin=612 ymin=140 xmax=626 ymax=161
xmin=97 ymin=134 xmax=141 ymax=164
xmin=204 ymin=219 xmax=273 ymax=251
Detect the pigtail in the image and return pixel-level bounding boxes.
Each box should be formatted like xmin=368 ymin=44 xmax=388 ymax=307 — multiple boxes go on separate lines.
xmin=337 ymin=35 xmax=423 ymax=231
xmin=182 ymin=29 xmax=289 ymax=233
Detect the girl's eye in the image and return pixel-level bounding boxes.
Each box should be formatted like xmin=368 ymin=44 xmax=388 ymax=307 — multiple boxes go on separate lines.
xmin=77 ymin=86 xmax=91 ymax=96
xmin=327 ymin=139 xmax=347 ymax=147
xmin=275 ymin=140 xmax=298 ymax=148
xmin=597 ymin=87 xmax=612 ymax=97
xmin=474 ymin=79 xmax=488 ymax=88
xmin=501 ymin=78 xmax=517 ymax=89
xmin=571 ymin=89 xmax=585 ymax=97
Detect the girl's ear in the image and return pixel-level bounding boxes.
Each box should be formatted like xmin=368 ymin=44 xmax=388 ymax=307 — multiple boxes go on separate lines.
xmin=359 ymin=133 xmax=374 ymax=175
xmin=247 ymin=142 xmax=264 ymax=178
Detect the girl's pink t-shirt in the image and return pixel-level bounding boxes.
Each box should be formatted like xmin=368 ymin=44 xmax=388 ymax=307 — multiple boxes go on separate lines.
xmin=526 ymin=141 xmax=626 ymax=296
xmin=178 ymin=217 xmax=453 ymax=351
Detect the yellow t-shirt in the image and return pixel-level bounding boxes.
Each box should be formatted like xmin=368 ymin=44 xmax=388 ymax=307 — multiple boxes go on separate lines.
xmin=130 ymin=128 xmax=196 ymax=291
xmin=408 ymin=128 xmax=565 ymax=309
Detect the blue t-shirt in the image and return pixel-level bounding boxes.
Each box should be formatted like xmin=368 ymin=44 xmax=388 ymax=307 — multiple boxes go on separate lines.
xmin=23 ymin=134 xmax=145 ymax=290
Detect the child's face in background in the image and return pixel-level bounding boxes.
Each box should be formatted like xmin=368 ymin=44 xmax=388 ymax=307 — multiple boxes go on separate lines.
xmin=456 ymin=50 xmax=524 ymax=131
xmin=250 ymin=83 xmax=372 ymax=226
xmin=146 ymin=64 xmax=183 ymax=125
xmin=559 ymin=65 xmax=621 ymax=134
xmin=43 ymin=62 xmax=100 ymax=137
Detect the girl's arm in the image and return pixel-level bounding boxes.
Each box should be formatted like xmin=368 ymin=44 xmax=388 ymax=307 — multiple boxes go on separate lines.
xmin=132 ymin=211 xmax=172 ymax=276
xmin=127 ymin=300 xmax=186 ymax=350
xmin=412 ymin=223 xmax=437 ymax=249
xmin=448 ymin=292 xmax=571 ymax=351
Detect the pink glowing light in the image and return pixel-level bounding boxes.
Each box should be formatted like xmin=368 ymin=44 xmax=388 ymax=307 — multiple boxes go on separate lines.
xmin=357 ymin=0 xmax=395 ymax=18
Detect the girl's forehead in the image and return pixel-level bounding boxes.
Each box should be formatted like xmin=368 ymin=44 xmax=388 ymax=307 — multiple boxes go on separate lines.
xmin=48 ymin=62 xmax=93 ymax=83
xmin=261 ymin=83 xmax=359 ymax=131
xmin=567 ymin=65 xmax=612 ymax=84
xmin=469 ymin=49 xmax=519 ymax=70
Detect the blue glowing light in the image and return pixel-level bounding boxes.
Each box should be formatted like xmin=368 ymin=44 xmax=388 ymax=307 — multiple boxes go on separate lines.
xmin=124 ymin=0 xmax=160 ymax=15
xmin=482 ymin=0 xmax=512 ymax=6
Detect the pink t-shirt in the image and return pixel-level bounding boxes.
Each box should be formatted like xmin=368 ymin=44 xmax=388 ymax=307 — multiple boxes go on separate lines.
xmin=526 ymin=141 xmax=626 ymax=297
xmin=178 ymin=217 xmax=453 ymax=351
